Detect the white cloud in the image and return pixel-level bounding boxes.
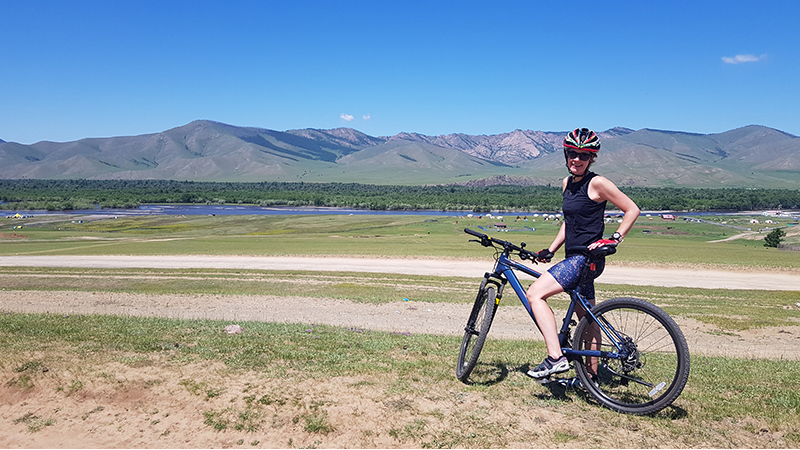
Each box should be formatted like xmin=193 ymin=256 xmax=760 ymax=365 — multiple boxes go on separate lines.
xmin=340 ymin=113 xmax=354 ymax=121
xmin=363 ymin=114 xmax=371 ymax=121
xmin=722 ymin=54 xmax=766 ymax=64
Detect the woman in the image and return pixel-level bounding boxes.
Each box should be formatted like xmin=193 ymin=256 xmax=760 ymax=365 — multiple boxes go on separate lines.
xmin=525 ymin=128 xmax=640 ymax=379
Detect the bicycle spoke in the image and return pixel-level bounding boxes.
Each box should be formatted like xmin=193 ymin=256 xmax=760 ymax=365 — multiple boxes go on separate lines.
xmin=572 ymin=297 xmax=690 ymax=415
xmin=460 ymin=230 xmax=689 ymax=414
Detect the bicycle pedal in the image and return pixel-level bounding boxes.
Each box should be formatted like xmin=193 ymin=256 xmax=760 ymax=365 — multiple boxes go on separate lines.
xmin=555 ymin=377 xmax=582 ymax=389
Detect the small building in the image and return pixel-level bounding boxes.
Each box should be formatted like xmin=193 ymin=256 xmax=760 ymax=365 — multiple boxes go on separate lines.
xmin=662 ymin=214 xmax=676 ymax=221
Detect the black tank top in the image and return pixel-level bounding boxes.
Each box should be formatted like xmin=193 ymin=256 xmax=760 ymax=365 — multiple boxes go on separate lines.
xmin=563 ymin=172 xmax=606 ymax=256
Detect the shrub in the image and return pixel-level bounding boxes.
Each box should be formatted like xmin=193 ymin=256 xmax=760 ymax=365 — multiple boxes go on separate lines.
xmin=764 ymin=228 xmax=786 ymax=248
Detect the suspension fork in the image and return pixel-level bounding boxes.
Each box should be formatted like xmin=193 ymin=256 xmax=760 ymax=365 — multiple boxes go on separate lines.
xmin=481 ymin=271 xmax=507 ymax=304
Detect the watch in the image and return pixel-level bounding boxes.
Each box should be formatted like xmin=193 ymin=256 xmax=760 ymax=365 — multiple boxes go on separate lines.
xmin=611 ymin=231 xmax=623 ymax=243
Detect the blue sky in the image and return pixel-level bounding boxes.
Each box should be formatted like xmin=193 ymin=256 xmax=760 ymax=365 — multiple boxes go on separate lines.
xmin=2 ymin=0 xmax=798 ymax=144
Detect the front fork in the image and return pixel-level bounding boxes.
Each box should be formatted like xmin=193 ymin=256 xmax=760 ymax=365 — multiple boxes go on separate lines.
xmin=481 ymin=272 xmax=506 ymax=305
xmin=465 ymin=273 xmax=506 ymax=335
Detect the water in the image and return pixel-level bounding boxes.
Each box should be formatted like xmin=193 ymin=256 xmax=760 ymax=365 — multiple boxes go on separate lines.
xmin=3 ymin=204 xmax=799 ymax=219
xmin=137 ymin=204 xmax=473 ymax=216
xmin=2 ymin=204 xmax=563 ymax=217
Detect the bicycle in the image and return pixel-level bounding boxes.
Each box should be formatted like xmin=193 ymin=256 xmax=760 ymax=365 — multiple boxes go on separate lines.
xmin=457 ymin=228 xmax=690 ymax=415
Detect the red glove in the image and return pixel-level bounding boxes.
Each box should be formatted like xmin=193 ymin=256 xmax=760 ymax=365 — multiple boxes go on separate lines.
xmin=588 ymin=239 xmax=618 ymax=250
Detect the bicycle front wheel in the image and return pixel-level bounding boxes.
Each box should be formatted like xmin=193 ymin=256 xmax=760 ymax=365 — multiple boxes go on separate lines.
xmin=456 ymin=284 xmax=498 ymax=382
xmin=572 ymin=297 xmax=690 ymax=415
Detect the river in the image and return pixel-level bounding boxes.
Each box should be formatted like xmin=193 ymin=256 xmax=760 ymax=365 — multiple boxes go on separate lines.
xmin=3 ymin=204 xmax=799 ymax=219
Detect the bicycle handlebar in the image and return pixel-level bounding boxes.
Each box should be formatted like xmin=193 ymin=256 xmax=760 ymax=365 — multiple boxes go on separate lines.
xmin=464 ymin=228 xmax=537 ymax=261
xmin=464 ymin=228 xmax=617 ymax=259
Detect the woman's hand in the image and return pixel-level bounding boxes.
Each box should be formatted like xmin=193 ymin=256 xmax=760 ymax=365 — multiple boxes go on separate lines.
xmin=588 ymin=239 xmax=618 ymax=251
xmin=536 ymin=248 xmax=555 ymax=262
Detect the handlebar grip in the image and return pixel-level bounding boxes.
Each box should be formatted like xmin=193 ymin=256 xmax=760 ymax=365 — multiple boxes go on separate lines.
xmin=464 ymin=228 xmax=485 ymax=238
xmin=465 ymin=228 xmax=496 ymax=248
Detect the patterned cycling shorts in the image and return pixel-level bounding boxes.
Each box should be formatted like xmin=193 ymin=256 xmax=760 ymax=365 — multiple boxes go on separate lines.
xmin=548 ymin=254 xmax=605 ymax=300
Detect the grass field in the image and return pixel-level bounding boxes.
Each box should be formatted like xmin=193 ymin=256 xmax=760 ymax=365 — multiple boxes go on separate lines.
xmin=1 ymin=212 xmax=800 ymax=447
xmin=3 ymin=212 xmax=800 ymax=268
xmin=1 ymin=266 xmax=799 ymax=332
xmin=2 ymin=311 xmax=799 ymax=447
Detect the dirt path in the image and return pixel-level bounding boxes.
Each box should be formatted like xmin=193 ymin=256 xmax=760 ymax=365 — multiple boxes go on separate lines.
xmin=3 ymin=255 xmax=800 ymax=448
xmin=1 ymin=255 xmax=800 ymax=360
xmin=706 ymin=231 xmax=761 ymax=243
xmin=2 ymin=289 xmax=799 ymax=361
xmin=2 ymin=255 xmax=800 ymax=290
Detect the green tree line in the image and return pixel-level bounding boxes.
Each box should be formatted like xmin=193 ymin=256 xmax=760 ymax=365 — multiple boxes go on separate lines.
xmin=1 ymin=179 xmax=799 ymax=212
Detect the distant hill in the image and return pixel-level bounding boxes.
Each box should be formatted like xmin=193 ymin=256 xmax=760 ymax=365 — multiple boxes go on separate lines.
xmin=1 ymin=120 xmax=798 ymax=187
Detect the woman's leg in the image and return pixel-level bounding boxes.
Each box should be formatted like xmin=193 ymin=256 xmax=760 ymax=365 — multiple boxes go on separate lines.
xmin=575 ymin=297 xmax=599 ymax=377
xmin=526 ymin=271 xmax=566 ymax=358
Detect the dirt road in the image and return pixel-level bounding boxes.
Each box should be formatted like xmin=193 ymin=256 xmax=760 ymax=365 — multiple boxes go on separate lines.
xmin=2 ymin=254 xmax=800 ymax=448
xmin=2 ymin=254 xmax=800 ymax=360
xmin=2 ymin=255 xmax=799 ymax=290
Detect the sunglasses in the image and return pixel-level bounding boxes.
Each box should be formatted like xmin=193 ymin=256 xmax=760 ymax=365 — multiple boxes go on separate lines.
xmin=566 ymin=150 xmax=593 ymax=161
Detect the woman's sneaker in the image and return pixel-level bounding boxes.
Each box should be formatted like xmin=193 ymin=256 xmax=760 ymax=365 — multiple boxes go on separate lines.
xmin=526 ymin=356 xmax=569 ymax=379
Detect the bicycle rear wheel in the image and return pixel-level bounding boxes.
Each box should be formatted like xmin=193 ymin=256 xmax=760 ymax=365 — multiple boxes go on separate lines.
xmin=572 ymin=297 xmax=690 ymax=415
xmin=456 ymin=284 xmax=498 ymax=382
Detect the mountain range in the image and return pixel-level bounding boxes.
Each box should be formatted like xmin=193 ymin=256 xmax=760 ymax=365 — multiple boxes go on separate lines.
xmin=1 ymin=120 xmax=798 ymax=188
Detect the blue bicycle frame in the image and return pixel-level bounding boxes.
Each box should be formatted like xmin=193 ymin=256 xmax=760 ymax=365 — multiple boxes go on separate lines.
xmin=486 ymin=250 xmax=629 ymax=361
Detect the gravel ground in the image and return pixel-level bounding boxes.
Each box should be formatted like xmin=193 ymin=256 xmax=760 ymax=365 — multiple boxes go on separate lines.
xmin=1 ymin=255 xmax=799 ymax=360
xmin=1 ymin=255 xmax=800 ymax=290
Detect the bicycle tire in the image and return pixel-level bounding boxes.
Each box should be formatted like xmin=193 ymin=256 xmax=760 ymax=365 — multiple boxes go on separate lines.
xmin=456 ymin=284 xmax=498 ymax=382
xmin=572 ymin=297 xmax=690 ymax=415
